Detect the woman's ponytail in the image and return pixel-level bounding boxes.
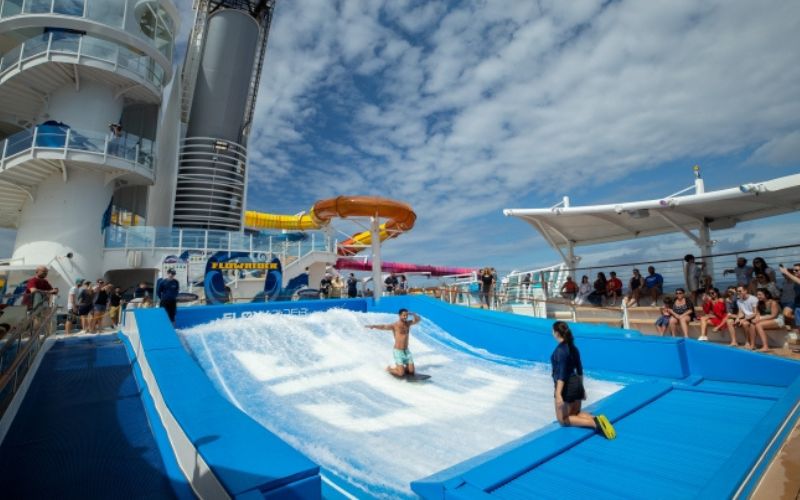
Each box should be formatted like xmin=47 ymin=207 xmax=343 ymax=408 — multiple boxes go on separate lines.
xmin=553 ymin=321 xmax=575 ymax=349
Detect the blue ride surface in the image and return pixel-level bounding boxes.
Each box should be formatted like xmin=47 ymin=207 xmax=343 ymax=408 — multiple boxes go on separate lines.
xmin=122 ymin=296 xmax=800 ymax=499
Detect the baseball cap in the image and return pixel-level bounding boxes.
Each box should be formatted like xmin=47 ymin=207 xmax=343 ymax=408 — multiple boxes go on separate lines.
xmin=75 ymin=277 xmax=84 ymax=285
xmin=167 ymin=269 xmax=176 ymax=275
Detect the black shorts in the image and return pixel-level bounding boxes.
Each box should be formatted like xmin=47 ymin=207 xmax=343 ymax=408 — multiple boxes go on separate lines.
xmin=78 ymin=305 xmax=93 ymax=317
xmin=561 ymin=375 xmax=586 ymax=403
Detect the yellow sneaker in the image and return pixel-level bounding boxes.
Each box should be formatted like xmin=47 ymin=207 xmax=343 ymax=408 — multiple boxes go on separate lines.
xmin=595 ymin=415 xmax=616 ymax=439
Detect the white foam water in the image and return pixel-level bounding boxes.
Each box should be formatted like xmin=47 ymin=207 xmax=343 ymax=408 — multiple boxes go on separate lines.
xmin=179 ymin=309 xmax=622 ymax=498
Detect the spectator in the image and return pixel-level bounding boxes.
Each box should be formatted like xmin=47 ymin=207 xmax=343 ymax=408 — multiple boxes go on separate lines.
xmin=723 ymin=257 xmax=754 ymax=287
xmin=560 ymin=276 xmax=578 ymax=300
xmin=0 ymin=322 xmax=11 ymax=337
xmin=668 ymin=288 xmax=695 ymax=338
xmin=606 ymin=271 xmax=623 ymax=306
xmin=729 ymin=286 xmax=759 ymax=349
xmin=319 ymin=274 xmax=332 ymax=299
xmin=750 ymin=272 xmax=780 ymax=298
xmin=752 ymin=288 xmax=782 ymax=352
xmin=698 ymin=288 xmax=730 ymax=343
xmin=575 ymin=275 xmax=592 ymax=305
xmin=752 ymin=257 xmax=777 ymax=283
xmin=588 ymin=272 xmax=607 ymax=306
xmin=23 ymin=265 xmax=58 ymax=312
xmin=92 ymin=282 xmax=110 ymax=332
xmin=398 ymin=275 xmax=408 ymax=295
xmin=643 ymin=266 xmax=664 ymax=306
xmin=331 ymin=274 xmax=344 ymax=298
xmin=156 ymin=269 xmax=180 ymax=325
xmin=724 ymin=286 xmax=738 ymax=311
xmin=779 ymin=268 xmax=796 ymax=311
xmin=479 ymin=268 xmax=494 ymax=309
xmin=65 ymin=277 xmax=84 ymax=335
xmin=655 ymin=296 xmax=674 ymax=336
xmin=108 ymin=286 xmax=123 ymax=328
xmin=384 ymin=273 xmax=398 ymax=294
xmin=490 ymin=268 xmax=498 ymax=307
xmin=134 ymin=281 xmax=150 ymax=299
xmin=522 ymin=273 xmax=532 ymax=294
xmin=76 ymin=280 xmax=94 ymax=333
xmin=625 ymin=269 xmax=643 ymax=307
xmin=778 ymin=263 xmax=800 ymax=329
xmin=695 ymin=275 xmax=714 ymax=299
xmin=346 ymin=273 xmax=358 ymax=298
xmin=683 ymin=254 xmax=705 ymax=302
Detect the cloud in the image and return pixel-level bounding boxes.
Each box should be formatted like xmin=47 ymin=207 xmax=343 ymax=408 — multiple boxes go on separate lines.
xmin=747 ymin=131 xmax=800 ymax=167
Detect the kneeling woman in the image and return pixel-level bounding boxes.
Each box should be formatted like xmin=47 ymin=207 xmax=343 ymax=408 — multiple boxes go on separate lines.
xmin=551 ymin=321 xmax=616 ymax=439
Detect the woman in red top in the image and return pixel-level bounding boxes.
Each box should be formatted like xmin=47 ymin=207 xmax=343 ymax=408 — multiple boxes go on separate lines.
xmin=699 ymin=287 xmax=729 ymax=343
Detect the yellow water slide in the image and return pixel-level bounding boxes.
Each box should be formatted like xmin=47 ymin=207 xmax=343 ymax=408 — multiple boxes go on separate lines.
xmin=244 ymin=196 xmax=416 ymax=255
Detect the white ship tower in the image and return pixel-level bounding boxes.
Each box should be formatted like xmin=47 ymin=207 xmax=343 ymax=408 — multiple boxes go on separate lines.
xmin=0 ymin=0 xmax=180 ymax=295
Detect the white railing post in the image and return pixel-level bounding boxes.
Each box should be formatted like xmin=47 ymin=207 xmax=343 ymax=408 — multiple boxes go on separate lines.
xmin=1 ymin=137 xmax=8 ymax=167
xmin=268 ymin=236 xmax=272 ymax=257
xmin=64 ymin=128 xmax=70 ymax=154
xmin=203 ymin=230 xmax=208 ymax=252
xmin=31 ymin=125 xmax=38 ymax=154
xmin=621 ymin=300 xmax=630 ymax=329
xmin=227 ymin=231 xmax=232 ymax=258
xmin=46 ymin=31 xmax=53 ymax=53
xmin=124 ymin=227 xmax=129 ymax=249
xmin=249 ymin=233 xmax=253 ymax=254
xmin=178 ymin=229 xmax=183 ymax=256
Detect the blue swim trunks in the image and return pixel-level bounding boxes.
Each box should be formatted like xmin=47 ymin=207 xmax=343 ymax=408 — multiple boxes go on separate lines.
xmin=393 ymin=349 xmax=414 ymax=366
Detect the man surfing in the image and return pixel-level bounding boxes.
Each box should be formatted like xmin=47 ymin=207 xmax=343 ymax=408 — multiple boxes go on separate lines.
xmin=366 ymin=308 xmax=420 ymax=377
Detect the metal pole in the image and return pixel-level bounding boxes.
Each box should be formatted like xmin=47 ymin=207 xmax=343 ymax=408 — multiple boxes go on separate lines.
xmin=370 ymin=216 xmax=382 ymax=302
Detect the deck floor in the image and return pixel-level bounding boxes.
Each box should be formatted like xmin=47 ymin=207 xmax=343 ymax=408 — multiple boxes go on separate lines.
xmin=0 ymin=334 xmax=180 ymax=499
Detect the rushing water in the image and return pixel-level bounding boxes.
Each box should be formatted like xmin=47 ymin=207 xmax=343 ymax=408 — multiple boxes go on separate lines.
xmin=179 ymin=309 xmax=622 ymax=498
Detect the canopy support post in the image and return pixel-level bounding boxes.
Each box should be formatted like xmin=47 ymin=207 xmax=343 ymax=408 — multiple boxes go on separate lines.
xmin=370 ymin=216 xmax=381 ymax=302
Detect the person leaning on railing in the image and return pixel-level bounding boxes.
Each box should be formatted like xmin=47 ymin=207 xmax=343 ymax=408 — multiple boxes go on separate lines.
xmin=23 ymin=266 xmax=58 ymax=313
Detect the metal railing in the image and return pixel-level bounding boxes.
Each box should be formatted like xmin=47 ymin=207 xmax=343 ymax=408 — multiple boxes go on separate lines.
xmin=0 ymin=123 xmax=155 ymax=172
xmin=0 ymin=30 xmax=165 ymax=89
xmin=104 ymin=226 xmax=337 ymax=261
xmin=0 ymin=303 xmax=56 ymax=417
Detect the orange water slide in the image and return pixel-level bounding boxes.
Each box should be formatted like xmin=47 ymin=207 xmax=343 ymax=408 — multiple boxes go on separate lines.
xmin=243 ymin=196 xmax=416 ymax=255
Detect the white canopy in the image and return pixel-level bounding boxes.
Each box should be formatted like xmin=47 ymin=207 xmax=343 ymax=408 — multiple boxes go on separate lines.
xmin=504 ymin=173 xmax=800 ymax=267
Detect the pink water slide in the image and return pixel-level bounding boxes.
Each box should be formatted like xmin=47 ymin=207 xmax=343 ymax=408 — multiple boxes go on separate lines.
xmin=335 ymin=259 xmax=475 ymax=277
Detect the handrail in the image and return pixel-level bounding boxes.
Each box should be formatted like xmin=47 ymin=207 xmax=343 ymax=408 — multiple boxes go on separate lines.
xmin=0 ymin=304 xmax=56 ymax=417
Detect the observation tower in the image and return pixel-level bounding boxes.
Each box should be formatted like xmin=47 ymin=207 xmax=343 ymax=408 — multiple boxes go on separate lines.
xmin=173 ymin=0 xmax=276 ymax=231
xmin=0 ymin=0 xmax=180 ymax=292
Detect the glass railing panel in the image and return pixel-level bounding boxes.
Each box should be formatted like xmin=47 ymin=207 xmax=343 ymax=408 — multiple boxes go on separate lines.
xmin=0 ymin=45 xmax=19 ymax=73
xmin=229 ymin=234 xmax=252 ymax=251
xmin=23 ymin=0 xmax=51 ymax=14
xmin=125 ymin=226 xmax=155 ymax=248
xmin=67 ymin=128 xmax=104 ymax=153
xmin=34 ymin=126 xmax=68 ymax=148
xmin=81 ymin=36 xmax=117 ymax=63
xmin=21 ymin=35 xmax=49 ymax=60
xmin=153 ymin=227 xmax=179 ymax=248
xmin=180 ymin=230 xmax=206 ymax=249
xmin=86 ymin=0 xmax=123 ymax=28
xmin=206 ymin=231 xmax=229 ymax=250
xmin=49 ymin=31 xmax=80 ymax=53
xmin=4 ymin=129 xmax=33 ymax=157
xmin=1 ymin=0 xmax=24 ymax=18
xmin=52 ymin=0 xmax=83 ymax=16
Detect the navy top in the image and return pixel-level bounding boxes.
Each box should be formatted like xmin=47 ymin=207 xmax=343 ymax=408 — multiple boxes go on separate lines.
xmin=156 ymin=278 xmax=180 ymax=301
xmin=551 ymin=342 xmax=583 ymax=384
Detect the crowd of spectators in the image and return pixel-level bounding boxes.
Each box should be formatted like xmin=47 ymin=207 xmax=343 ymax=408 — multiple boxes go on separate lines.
xmin=550 ymin=254 xmax=800 ymax=351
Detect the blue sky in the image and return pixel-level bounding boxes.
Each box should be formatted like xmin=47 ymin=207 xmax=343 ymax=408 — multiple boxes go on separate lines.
xmin=2 ymin=0 xmax=799 ymax=272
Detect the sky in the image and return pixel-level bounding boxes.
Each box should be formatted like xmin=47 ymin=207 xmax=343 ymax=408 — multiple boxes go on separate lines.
xmin=2 ymin=0 xmax=799 ymax=273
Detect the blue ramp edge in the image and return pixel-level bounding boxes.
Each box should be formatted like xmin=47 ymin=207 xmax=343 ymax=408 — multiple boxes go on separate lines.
xmin=0 ymin=335 xmax=184 ymax=498
xmin=131 ymin=306 xmax=324 ymax=498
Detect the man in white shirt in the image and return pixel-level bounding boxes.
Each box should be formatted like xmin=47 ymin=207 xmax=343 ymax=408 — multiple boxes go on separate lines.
xmin=65 ymin=277 xmax=84 ymax=335
xmin=728 ymin=286 xmax=759 ymax=349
